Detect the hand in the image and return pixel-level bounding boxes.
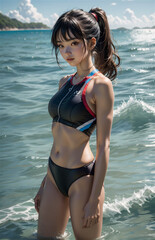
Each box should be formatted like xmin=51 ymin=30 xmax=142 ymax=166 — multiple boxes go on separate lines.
xmin=33 ymin=187 xmax=43 ymax=213
xmin=83 ymin=200 xmax=100 ymax=228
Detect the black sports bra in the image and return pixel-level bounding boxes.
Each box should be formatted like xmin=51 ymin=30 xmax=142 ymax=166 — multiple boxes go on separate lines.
xmin=48 ymin=69 xmax=99 ymax=137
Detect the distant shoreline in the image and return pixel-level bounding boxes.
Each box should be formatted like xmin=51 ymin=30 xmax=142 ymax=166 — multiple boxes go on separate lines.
xmin=0 ymin=13 xmax=50 ymax=31
xmin=0 ymin=27 xmax=50 ymax=31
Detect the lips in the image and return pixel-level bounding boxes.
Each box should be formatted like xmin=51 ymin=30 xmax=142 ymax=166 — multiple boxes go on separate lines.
xmin=67 ymin=58 xmax=74 ymax=61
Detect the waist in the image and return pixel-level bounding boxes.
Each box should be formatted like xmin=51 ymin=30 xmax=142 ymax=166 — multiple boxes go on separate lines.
xmin=50 ymin=140 xmax=94 ymax=168
xmin=50 ymin=121 xmax=95 ymax=167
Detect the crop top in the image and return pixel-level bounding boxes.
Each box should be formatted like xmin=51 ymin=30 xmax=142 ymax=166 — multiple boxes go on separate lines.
xmin=48 ymin=68 xmax=99 ymax=137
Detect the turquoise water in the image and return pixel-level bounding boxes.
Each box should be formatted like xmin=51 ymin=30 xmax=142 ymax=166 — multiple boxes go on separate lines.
xmin=0 ymin=29 xmax=155 ymax=239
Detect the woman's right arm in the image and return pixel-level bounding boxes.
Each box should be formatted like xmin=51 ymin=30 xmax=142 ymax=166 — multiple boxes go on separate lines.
xmin=34 ymin=174 xmax=47 ymax=213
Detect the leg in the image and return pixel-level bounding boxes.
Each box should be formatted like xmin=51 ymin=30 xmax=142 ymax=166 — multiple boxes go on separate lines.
xmin=69 ymin=176 xmax=105 ymax=240
xmin=37 ymin=167 xmax=70 ymax=239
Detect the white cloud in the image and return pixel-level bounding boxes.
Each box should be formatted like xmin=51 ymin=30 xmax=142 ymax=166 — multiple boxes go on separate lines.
xmin=108 ymin=8 xmax=155 ymax=29
xmin=9 ymin=9 xmax=29 ymax=22
xmin=50 ymin=13 xmax=59 ymax=27
xmin=6 ymin=1 xmax=155 ymax=29
xmin=8 ymin=0 xmax=50 ymax=26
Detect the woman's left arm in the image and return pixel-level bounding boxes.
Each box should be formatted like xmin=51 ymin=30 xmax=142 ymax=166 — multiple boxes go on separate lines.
xmin=83 ymin=76 xmax=114 ymax=228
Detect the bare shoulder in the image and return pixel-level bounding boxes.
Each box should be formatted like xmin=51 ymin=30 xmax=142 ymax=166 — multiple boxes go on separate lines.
xmin=93 ymin=73 xmax=114 ymax=99
xmin=59 ymin=74 xmax=72 ymax=89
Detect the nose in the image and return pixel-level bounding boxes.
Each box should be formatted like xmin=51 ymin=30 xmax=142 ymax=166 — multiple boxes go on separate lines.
xmin=64 ymin=46 xmax=72 ymax=54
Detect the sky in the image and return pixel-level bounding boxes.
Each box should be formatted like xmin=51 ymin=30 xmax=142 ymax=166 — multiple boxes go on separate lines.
xmin=0 ymin=0 xmax=155 ymax=29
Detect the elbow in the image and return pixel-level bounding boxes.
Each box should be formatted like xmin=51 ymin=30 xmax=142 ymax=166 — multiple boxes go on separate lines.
xmin=97 ymin=141 xmax=110 ymax=152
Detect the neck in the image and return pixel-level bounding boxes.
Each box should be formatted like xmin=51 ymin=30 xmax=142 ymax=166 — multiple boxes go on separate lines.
xmin=76 ymin=57 xmax=95 ymax=77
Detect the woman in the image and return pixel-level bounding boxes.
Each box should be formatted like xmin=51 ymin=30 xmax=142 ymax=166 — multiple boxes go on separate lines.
xmin=34 ymin=7 xmax=120 ymax=240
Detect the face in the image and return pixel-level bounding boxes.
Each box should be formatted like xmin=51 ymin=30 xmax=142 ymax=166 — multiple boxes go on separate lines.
xmin=56 ymin=31 xmax=89 ymax=67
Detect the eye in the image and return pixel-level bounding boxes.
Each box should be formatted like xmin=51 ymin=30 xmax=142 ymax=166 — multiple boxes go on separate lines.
xmin=71 ymin=41 xmax=79 ymax=46
xmin=57 ymin=44 xmax=64 ymax=48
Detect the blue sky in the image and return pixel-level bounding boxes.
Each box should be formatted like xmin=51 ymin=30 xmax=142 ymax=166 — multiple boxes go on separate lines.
xmin=0 ymin=0 xmax=155 ymax=29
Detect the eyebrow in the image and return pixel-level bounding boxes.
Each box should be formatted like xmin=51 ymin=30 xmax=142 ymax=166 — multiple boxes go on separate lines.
xmin=56 ymin=38 xmax=77 ymax=43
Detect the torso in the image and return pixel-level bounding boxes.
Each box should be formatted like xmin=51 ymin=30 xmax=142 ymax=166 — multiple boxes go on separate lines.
xmin=50 ymin=73 xmax=99 ymax=168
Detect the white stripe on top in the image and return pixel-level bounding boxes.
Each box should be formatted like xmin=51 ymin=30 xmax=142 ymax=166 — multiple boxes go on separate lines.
xmin=76 ymin=118 xmax=96 ymax=130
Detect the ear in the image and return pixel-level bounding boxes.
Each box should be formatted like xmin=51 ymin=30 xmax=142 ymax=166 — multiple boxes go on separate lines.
xmin=88 ymin=37 xmax=96 ymax=50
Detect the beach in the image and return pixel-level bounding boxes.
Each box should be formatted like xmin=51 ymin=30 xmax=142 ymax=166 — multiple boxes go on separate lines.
xmin=0 ymin=29 xmax=155 ymax=239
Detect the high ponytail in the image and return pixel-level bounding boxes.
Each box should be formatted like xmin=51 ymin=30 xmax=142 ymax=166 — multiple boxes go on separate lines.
xmin=89 ymin=8 xmax=120 ymax=80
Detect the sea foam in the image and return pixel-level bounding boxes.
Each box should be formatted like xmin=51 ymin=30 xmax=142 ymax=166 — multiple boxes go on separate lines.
xmin=103 ymin=185 xmax=155 ymax=217
xmin=0 ymin=185 xmax=154 ymax=224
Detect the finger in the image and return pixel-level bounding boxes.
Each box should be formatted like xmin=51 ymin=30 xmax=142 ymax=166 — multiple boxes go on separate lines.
xmin=89 ymin=217 xmax=95 ymax=227
xmin=84 ymin=217 xmax=92 ymax=228
xmin=34 ymin=195 xmax=40 ymax=203
xmin=34 ymin=197 xmax=38 ymax=206
xmin=83 ymin=217 xmax=89 ymax=228
xmin=82 ymin=219 xmax=87 ymax=228
xmin=35 ymin=199 xmax=40 ymax=213
xmin=34 ymin=202 xmax=38 ymax=212
xmin=94 ymin=215 xmax=99 ymax=225
xmin=94 ymin=218 xmax=98 ymax=224
xmin=87 ymin=219 xmax=92 ymax=228
xmin=96 ymin=214 xmax=100 ymax=223
xmin=33 ymin=196 xmax=38 ymax=203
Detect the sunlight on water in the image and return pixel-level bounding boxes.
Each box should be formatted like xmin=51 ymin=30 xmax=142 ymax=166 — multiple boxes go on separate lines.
xmin=130 ymin=29 xmax=155 ymax=43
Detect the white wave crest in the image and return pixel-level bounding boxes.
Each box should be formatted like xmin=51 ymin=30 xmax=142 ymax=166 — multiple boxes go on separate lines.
xmin=103 ymin=185 xmax=155 ymax=217
xmin=133 ymin=68 xmax=149 ymax=73
xmin=114 ymin=96 xmax=155 ymax=117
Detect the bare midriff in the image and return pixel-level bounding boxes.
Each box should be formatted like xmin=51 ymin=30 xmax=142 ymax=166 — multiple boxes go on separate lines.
xmin=50 ymin=121 xmax=95 ymax=169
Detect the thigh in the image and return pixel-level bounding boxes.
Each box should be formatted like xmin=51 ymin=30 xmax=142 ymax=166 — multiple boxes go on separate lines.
xmin=38 ymin=168 xmax=70 ymax=239
xmin=69 ymin=176 xmax=105 ymax=240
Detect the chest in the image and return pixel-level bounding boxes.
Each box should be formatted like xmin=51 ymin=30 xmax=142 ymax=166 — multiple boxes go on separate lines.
xmin=48 ymin=80 xmax=95 ymax=122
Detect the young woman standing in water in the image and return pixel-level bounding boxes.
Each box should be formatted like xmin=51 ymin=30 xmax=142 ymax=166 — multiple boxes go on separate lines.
xmin=34 ymin=7 xmax=120 ymax=240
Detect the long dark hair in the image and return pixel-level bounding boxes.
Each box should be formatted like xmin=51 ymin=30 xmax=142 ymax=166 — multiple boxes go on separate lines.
xmin=51 ymin=8 xmax=120 ymax=81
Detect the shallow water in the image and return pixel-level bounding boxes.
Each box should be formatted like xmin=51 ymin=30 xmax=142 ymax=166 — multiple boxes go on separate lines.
xmin=0 ymin=29 xmax=155 ymax=239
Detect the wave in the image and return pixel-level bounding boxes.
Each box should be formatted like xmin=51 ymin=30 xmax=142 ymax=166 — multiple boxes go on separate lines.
xmin=0 ymin=185 xmax=154 ymax=224
xmin=114 ymin=97 xmax=155 ymax=116
xmin=119 ymin=67 xmax=150 ymax=75
xmin=0 ymin=65 xmax=16 ymax=73
xmin=113 ymin=97 xmax=155 ymax=130
xmin=103 ymin=185 xmax=155 ymax=217
xmin=120 ymin=46 xmax=152 ymax=53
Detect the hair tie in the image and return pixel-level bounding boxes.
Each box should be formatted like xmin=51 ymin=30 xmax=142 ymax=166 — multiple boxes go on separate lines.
xmin=91 ymin=12 xmax=98 ymax=22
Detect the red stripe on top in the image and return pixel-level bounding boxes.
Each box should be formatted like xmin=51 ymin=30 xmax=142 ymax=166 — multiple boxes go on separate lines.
xmin=82 ymin=82 xmax=96 ymax=118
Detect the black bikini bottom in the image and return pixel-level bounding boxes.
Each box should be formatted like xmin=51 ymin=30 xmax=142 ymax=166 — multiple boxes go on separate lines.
xmin=48 ymin=156 xmax=95 ymax=197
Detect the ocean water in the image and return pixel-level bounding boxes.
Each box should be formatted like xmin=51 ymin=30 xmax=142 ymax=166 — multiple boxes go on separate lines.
xmin=0 ymin=29 xmax=155 ymax=240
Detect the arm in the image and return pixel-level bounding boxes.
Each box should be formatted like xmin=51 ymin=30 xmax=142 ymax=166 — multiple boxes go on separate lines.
xmin=90 ymin=77 xmax=114 ymax=201
xmin=83 ymin=76 xmax=114 ymax=227
xmin=34 ymin=174 xmax=47 ymax=213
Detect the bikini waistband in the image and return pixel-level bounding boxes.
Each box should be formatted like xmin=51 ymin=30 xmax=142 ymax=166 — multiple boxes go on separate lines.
xmin=48 ymin=156 xmax=95 ymax=170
